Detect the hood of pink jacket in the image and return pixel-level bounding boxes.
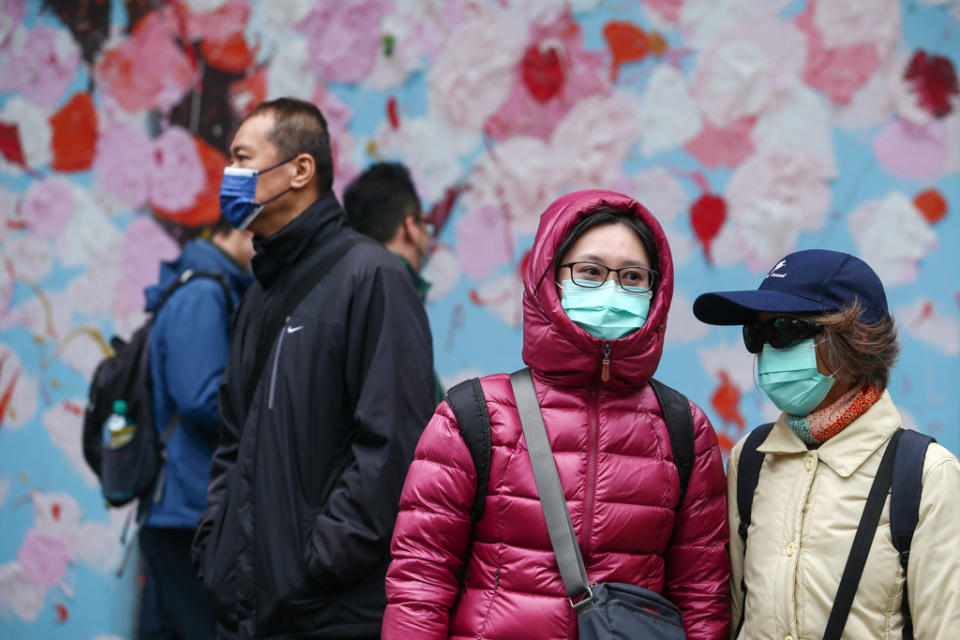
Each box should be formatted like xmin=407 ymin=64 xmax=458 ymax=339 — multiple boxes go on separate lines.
xmin=522 ymin=189 xmax=674 ymax=390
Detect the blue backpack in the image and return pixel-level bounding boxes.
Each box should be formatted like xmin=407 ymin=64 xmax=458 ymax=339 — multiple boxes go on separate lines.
xmin=735 ymin=423 xmax=934 ymax=640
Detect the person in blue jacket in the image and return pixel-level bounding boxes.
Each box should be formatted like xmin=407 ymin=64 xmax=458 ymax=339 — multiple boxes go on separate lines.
xmin=138 ymin=219 xmax=253 ymax=640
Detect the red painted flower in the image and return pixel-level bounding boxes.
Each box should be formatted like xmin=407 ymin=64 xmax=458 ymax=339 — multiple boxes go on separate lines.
xmin=904 ymin=50 xmax=959 ymax=119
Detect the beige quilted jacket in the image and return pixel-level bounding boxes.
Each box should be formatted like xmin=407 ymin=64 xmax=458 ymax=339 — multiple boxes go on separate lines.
xmin=727 ymin=391 xmax=960 ymax=640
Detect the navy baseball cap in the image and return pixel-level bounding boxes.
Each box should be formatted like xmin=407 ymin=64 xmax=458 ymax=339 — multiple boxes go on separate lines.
xmin=693 ymin=249 xmax=890 ymax=326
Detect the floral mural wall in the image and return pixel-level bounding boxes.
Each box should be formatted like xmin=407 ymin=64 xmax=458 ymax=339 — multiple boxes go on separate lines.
xmin=1 ymin=0 xmax=958 ymax=637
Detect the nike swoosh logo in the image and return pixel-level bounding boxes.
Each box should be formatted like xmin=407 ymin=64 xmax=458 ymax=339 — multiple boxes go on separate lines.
xmin=286 ymin=325 xmax=304 ymax=334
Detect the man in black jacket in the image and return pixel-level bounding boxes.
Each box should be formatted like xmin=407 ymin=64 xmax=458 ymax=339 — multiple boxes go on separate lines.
xmin=192 ymin=97 xmax=436 ymax=639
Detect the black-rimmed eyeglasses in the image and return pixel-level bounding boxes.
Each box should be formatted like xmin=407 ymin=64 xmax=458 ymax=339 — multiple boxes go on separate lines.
xmin=560 ymin=261 xmax=658 ymax=294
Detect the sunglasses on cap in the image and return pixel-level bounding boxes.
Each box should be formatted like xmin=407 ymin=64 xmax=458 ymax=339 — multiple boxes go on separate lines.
xmin=742 ymin=316 xmax=824 ymax=354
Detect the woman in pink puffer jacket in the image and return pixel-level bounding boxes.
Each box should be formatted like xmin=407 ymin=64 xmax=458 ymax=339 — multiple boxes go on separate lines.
xmin=384 ymin=190 xmax=730 ymax=640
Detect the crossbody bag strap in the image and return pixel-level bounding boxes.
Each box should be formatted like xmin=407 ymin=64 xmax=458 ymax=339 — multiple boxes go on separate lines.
xmin=823 ymin=428 xmax=904 ymax=640
xmin=509 ymin=368 xmax=593 ymax=610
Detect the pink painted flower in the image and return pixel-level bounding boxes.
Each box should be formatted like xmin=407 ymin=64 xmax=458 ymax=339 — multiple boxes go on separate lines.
xmin=149 ymin=126 xmax=206 ymax=213
xmin=872 ymin=118 xmax=949 ymax=180
xmin=485 ymin=14 xmax=609 ymax=142
xmin=298 ymin=0 xmax=389 ymax=84
xmin=22 ymin=177 xmax=74 ymax=239
xmin=17 ymin=529 xmax=72 ymax=589
xmin=689 ymin=18 xmax=807 ymax=127
xmin=795 ymin=5 xmax=881 ymax=106
xmin=3 ymin=25 xmax=80 ymax=108
xmin=0 ymin=0 xmax=25 ymax=51
xmin=456 ymin=206 xmax=513 ymax=282
xmin=95 ymin=10 xmax=197 ymax=113
xmin=94 ymin=119 xmax=154 ymax=212
xmin=117 ymin=215 xmax=180 ymax=318
xmin=685 ymin=116 xmax=755 ymax=168
xmin=716 ymin=148 xmax=831 ymax=271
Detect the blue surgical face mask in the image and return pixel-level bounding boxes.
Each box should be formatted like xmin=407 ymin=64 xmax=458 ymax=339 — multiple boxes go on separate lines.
xmin=757 ymin=338 xmax=835 ymax=416
xmin=560 ymin=280 xmax=651 ymax=340
xmin=219 ymin=157 xmax=294 ymax=230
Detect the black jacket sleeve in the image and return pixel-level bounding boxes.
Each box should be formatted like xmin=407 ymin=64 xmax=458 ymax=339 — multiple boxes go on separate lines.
xmin=303 ymin=263 xmax=435 ymax=590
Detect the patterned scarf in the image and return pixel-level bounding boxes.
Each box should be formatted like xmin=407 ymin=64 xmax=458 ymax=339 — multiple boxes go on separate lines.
xmin=785 ymin=385 xmax=882 ymax=445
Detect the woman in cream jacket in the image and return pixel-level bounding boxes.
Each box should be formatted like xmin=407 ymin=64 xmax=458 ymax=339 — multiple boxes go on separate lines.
xmin=694 ymin=249 xmax=960 ymax=640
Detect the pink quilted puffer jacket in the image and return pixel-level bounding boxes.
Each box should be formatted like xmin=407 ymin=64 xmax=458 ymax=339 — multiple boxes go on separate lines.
xmin=384 ymin=190 xmax=730 ymax=640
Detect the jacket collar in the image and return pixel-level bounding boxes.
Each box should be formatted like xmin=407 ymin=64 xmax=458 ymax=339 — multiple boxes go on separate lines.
xmin=251 ymin=192 xmax=345 ymax=288
xmin=145 ymin=238 xmax=253 ymax=311
xmin=757 ymin=390 xmax=902 ymax=477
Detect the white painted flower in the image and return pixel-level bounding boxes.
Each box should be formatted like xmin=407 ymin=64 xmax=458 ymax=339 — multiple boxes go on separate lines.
xmin=716 ymin=148 xmax=832 ymax=271
xmin=0 ymin=344 xmax=37 ymax=430
xmin=428 ymin=6 xmax=528 ymax=130
xmin=697 ymin=341 xmax=757 ymax=393
xmin=631 ymin=168 xmax=688 ymax=223
xmin=6 ymin=234 xmax=52 ymax=283
xmin=689 ymin=18 xmax=807 ymax=128
xmin=0 ymin=562 xmax=45 ymax=622
xmin=56 ymin=187 xmax=122 ymax=269
xmin=848 ymin=192 xmax=937 ymax=287
xmin=374 ymin=111 xmax=479 ymax=203
xmin=42 ymin=402 xmax=99 ymax=488
xmin=680 ymin=0 xmax=791 ymax=50
xmin=752 ymin=87 xmax=837 ymax=177
xmin=897 ymin=300 xmax=960 ymax=357
xmin=636 ymin=64 xmax=702 ymax=156
xmin=423 ymin=244 xmax=462 ymax=302
xmin=813 ymin=0 xmax=900 ymax=52
xmin=265 ymin=32 xmax=315 ymax=101
xmin=666 ymin=291 xmax=711 ymax=344
xmin=0 ymin=95 xmax=52 ymax=168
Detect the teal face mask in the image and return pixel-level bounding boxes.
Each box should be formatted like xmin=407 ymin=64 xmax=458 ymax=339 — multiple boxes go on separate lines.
xmin=757 ymin=338 xmax=835 ymax=416
xmin=560 ymin=280 xmax=651 ymax=340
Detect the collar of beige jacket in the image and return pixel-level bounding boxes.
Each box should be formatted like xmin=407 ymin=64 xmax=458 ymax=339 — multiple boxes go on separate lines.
xmin=756 ymin=390 xmax=903 ymax=478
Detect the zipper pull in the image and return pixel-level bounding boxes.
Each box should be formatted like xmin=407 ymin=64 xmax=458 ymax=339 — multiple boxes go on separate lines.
xmin=601 ymin=342 xmax=611 ymax=383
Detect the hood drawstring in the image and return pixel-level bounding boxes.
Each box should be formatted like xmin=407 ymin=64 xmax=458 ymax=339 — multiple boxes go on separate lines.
xmin=601 ymin=342 xmax=612 ymax=383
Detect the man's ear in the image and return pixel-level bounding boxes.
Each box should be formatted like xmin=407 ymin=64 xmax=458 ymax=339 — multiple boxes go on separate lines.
xmin=289 ymin=153 xmax=315 ymax=189
xmin=401 ymin=214 xmax=419 ymax=244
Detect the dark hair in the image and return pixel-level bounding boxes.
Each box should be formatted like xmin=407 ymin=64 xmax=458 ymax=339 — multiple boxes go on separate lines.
xmin=210 ymin=216 xmax=233 ymax=237
xmin=245 ymin=97 xmax=334 ymax=192
xmin=808 ymin=301 xmax=900 ymax=391
xmin=541 ymin=206 xmax=660 ymax=290
xmin=343 ymin=162 xmax=421 ymax=243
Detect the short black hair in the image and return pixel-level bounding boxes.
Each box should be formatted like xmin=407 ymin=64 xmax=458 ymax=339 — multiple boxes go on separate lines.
xmin=210 ymin=216 xmax=233 ymax=237
xmin=245 ymin=97 xmax=334 ymax=192
xmin=541 ymin=206 xmax=660 ymax=291
xmin=343 ymin=162 xmax=422 ymax=243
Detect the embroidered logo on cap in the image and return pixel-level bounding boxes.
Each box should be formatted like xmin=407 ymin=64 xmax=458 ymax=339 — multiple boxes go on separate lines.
xmin=767 ymin=259 xmax=788 ymax=279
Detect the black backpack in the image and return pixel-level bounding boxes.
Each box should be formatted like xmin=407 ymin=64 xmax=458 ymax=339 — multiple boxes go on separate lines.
xmin=82 ymin=269 xmax=232 ymax=507
xmin=735 ymin=423 xmax=934 ymax=640
xmin=445 ymin=375 xmax=696 ymax=523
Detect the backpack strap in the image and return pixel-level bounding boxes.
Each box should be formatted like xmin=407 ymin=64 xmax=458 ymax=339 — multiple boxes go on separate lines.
xmin=648 ymin=378 xmax=694 ymax=508
xmin=734 ymin=422 xmax=774 ymax=637
xmin=244 ymin=237 xmax=369 ymax=414
xmin=155 ymin=269 xmax=235 ymax=316
xmin=824 ymin=428 xmax=905 ymax=640
xmin=890 ymin=429 xmax=934 ymax=640
xmin=445 ymin=378 xmax=492 ymax=522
